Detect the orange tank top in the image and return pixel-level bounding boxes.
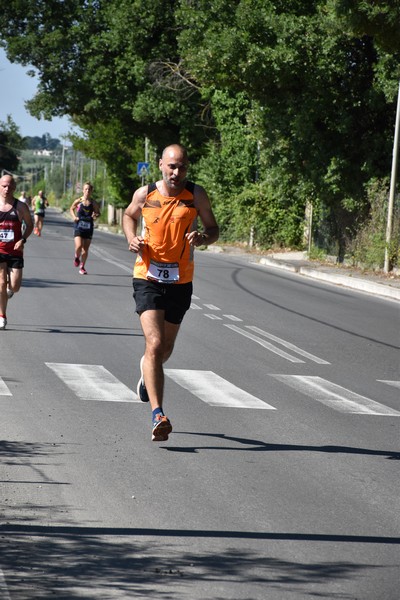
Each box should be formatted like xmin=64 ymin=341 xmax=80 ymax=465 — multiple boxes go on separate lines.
xmin=133 ymin=181 xmax=198 ymax=284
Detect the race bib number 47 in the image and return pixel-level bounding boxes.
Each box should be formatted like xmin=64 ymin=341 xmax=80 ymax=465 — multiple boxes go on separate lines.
xmin=0 ymin=230 xmax=15 ymax=242
xmin=147 ymin=260 xmax=179 ymax=283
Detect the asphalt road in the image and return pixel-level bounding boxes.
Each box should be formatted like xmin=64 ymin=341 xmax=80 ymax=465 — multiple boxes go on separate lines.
xmin=1 ymin=208 xmax=399 ymax=599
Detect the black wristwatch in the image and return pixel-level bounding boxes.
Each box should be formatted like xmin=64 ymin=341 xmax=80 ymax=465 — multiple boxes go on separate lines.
xmin=22 ymin=237 xmax=27 ymax=244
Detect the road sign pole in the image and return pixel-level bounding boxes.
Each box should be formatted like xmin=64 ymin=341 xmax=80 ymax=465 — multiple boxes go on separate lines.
xmin=384 ymin=80 xmax=400 ymax=273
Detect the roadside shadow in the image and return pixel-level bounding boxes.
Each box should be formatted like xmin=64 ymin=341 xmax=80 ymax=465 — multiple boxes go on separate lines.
xmin=6 ymin=324 xmax=141 ymax=337
xmin=1 ymin=436 xmax=397 ymax=597
xmin=0 ymin=523 xmax=393 ymax=599
xmin=22 ymin=277 xmax=128 ymax=290
xmin=0 ymin=439 xmax=65 ymax=459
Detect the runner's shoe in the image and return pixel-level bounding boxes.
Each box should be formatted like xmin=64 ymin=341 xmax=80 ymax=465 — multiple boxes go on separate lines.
xmin=152 ymin=414 xmax=172 ymax=442
xmin=7 ymin=288 xmax=14 ymax=299
xmin=136 ymin=356 xmax=149 ymax=402
xmin=74 ymin=256 xmax=80 ymax=267
xmin=0 ymin=316 xmax=7 ymax=330
xmin=79 ymin=265 xmax=87 ymax=275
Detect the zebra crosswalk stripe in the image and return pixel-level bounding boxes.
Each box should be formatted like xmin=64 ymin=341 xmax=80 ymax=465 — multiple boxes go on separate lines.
xmin=164 ymin=369 xmax=275 ymax=409
xmin=46 ymin=363 xmax=139 ymax=402
xmin=0 ymin=377 xmax=12 ymax=396
xmin=377 ymin=380 xmax=400 ymax=389
xmin=40 ymin=363 xmax=399 ymax=415
xmin=272 ymin=375 xmax=400 ymax=416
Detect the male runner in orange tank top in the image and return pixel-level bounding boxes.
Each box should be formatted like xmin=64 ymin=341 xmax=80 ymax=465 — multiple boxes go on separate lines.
xmin=123 ymin=144 xmax=219 ymax=441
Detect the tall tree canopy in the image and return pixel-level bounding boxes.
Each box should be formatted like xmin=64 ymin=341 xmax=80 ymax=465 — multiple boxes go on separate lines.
xmin=1 ymin=0 xmax=399 ymax=250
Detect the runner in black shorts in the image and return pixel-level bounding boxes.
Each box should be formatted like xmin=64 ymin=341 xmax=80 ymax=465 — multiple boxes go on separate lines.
xmin=123 ymin=144 xmax=219 ymax=442
xmin=69 ymin=182 xmax=100 ymax=275
xmin=133 ymin=280 xmax=193 ymax=324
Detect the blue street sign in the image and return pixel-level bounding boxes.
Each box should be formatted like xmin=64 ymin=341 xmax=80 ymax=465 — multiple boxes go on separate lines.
xmin=137 ymin=162 xmax=150 ymax=176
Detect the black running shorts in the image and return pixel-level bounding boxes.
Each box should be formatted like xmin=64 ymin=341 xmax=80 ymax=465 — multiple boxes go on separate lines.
xmin=132 ymin=279 xmax=193 ymax=325
xmin=74 ymin=225 xmax=93 ymax=239
xmin=0 ymin=254 xmax=24 ymax=269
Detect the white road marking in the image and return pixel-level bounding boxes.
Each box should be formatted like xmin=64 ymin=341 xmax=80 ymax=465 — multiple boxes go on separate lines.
xmin=272 ymin=375 xmax=400 ymax=416
xmin=205 ymin=314 xmax=223 ymax=320
xmin=223 ymin=314 xmax=243 ymax=321
xmin=224 ymin=324 xmax=305 ymax=363
xmin=45 ymin=363 xmax=139 ymax=402
xmin=203 ymin=304 xmax=220 ymax=310
xmin=246 ymin=326 xmax=330 ymax=364
xmin=0 ymin=569 xmax=11 ymax=600
xmin=190 ymin=303 xmax=202 ymax=309
xmin=377 ymin=380 xmax=400 ymax=389
xmin=0 ymin=378 xmax=12 ymax=396
xmin=42 ymin=362 xmax=397 ymax=417
xmin=164 ymin=369 xmax=275 ymax=409
xmin=192 ymin=294 xmax=200 ymax=300
xmin=90 ymin=246 xmax=133 ymax=273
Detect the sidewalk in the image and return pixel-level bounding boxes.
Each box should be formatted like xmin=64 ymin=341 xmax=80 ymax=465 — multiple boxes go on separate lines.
xmin=209 ymin=247 xmax=400 ymax=301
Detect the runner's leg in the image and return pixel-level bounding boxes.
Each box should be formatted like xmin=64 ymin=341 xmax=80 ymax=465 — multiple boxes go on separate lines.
xmin=8 ymin=266 xmax=23 ymax=294
xmin=139 ymin=309 xmax=181 ymax=411
xmin=80 ymin=238 xmax=91 ymax=268
xmin=0 ymin=262 xmax=8 ymax=316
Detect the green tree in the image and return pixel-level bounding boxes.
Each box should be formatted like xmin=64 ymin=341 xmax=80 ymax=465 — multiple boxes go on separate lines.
xmin=0 ymin=116 xmax=25 ymax=173
xmin=0 ymin=0 xmax=209 ymax=200
xmin=176 ymin=0 xmax=400 ymax=252
xmin=1 ymin=0 xmax=400 ymax=259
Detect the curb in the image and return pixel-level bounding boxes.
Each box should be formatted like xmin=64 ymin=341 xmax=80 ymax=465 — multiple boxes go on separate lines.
xmin=259 ymin=257 xmax=400 ymax=301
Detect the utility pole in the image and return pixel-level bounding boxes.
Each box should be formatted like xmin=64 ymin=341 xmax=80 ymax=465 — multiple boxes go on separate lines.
xmin=141 ymin=137 xmax=149 ymax=187
xmin=384 ymin=80 xmax=400 ymax=273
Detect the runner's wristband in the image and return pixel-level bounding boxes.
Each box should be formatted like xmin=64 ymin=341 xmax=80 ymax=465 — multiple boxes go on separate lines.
xmin=22 ymin=237 xmax=26 ymax=244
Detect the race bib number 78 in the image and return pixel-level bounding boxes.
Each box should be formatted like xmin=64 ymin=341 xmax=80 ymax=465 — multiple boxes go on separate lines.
xmin=147 ymin=260 xmax=179 ymax=283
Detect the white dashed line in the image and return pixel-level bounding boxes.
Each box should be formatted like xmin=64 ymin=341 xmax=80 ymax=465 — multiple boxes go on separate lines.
xmin=246 ymin=326 xmax=330 ymax=364
xmin=224 ymin=324 xmax=305 ymax=363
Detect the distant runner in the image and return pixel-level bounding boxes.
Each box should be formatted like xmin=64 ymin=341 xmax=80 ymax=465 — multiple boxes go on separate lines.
xmin=32 ymin=190 xmax=49 ymax=236
xmin=0 ymin=174 xmax=33 ymax=329
xmin=69 ymin=182 xmax=101 ymax=275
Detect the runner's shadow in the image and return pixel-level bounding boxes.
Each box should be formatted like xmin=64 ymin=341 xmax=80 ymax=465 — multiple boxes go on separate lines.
xmin=163 ymin=432 xmax=400 ymax=459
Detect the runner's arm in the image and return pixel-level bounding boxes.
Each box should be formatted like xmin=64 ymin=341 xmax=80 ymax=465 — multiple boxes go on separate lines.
xmin=15 ymin=201 xmax=34 ymax=247
xmin=187 ymin=185 xmax=219 ymax=247
xmin=69 ymin=199 xmax=80 ymax=221
xmin=92 ymin=200 xmax=101 ymax=219
xmin=122 ymin=186 xmax=147 ymax=253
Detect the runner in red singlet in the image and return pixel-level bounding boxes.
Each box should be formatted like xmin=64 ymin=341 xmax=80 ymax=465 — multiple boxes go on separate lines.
xmin=0 ymin=174 xmax=33 ymax=329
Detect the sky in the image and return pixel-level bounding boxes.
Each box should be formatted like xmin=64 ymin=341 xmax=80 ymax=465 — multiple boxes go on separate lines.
xmin=0 ymin=48 xmax=72 ymax=140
